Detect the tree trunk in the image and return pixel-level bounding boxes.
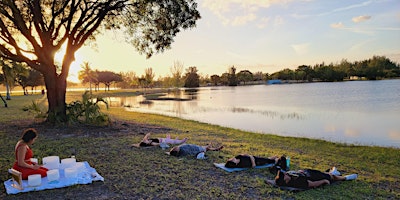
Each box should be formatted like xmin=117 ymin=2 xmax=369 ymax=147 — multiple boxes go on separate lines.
xmin=44 ymin=71 xmax=67 ymax=123
xmin=0 ymin=94 xmax=7 ymax=107
xmin=5 ymin=83 xmax=11 ymax=100
xmin=89 ymin=81 xmax=92 ymax=95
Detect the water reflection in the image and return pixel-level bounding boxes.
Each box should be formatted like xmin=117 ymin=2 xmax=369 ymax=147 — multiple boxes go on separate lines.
xmin=106 ymin=80 xmax=400 ymax=148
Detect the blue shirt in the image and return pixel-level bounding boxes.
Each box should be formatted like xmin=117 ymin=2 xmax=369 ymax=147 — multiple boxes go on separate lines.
xmin=178 ymin=144 xmax=205 ymax=156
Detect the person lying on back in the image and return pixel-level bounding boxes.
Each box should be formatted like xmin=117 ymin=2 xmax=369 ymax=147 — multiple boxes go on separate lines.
xmin=169 ymin=144 xmax=223 ymax=158
xmin=225 ymin=154 xmax=279 ymax=168
xmin=135 ymin=133 xmax=187 ymax=147
xmin=274 ymin=167 xmax=358 ymax=189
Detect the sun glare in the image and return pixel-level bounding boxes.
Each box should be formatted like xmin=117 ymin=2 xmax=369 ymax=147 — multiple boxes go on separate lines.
xmin=54 ymin=43 xmax=84 ymax=83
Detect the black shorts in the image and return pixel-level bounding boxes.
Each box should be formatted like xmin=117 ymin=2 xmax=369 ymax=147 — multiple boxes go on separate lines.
xmin=306 ymin=169 xmax=333 ymax=183
xmin=139 ymin=138 xmax=160 ymax=147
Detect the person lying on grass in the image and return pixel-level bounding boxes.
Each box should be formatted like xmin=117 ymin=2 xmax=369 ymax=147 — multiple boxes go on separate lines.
xmin=274 ymin=167 xmax=358 ymax=189
xmin=133 ymin=133 xmax=188 ymax=148
xmin=168 ymin=144 xmax=224 ymax=158
xmin=225 ymin=154 xmax=286 ymax=169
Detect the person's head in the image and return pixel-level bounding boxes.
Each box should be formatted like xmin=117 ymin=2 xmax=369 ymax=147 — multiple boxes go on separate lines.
xmin=276 ymin=156 xmax=287 ymax=171
xmin=275 ymin=170 xmax=290 ymax=186
xmin=169 ymin=146 xmax=180 ymax=156
xmin=225 ymin=157 xmax=239 ymax=168
xmin=21 ymin=128 xmax=38 ymax=144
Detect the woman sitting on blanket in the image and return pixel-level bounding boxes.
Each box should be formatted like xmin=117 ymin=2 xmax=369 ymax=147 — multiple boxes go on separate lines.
xmin=169 ymin=144 xmax=224 ymax=158
xmin=13 ymin=128 xmax=48 ymax=180
xmin=274 ymin=167 xmax=358 ymax=189
xmin=225 ymin=154 xmax=280 ymax=168
xmin=137 ymin=133 xmax=187 ymax=147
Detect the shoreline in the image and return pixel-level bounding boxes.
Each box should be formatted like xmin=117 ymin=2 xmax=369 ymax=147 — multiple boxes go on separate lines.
xmin=1 ymin=94 xmax=399 ymax=199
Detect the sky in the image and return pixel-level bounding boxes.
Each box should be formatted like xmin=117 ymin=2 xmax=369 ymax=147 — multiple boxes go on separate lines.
xmin=65 ymin=0 xmax=400 ymax=83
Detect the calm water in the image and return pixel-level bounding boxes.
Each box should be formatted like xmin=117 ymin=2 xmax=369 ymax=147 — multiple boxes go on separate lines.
xmin=110 ymin=80 xmax=400 ymax=148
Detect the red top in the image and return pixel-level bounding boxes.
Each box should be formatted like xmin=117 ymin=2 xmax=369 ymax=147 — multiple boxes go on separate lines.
xmin=15 ymin=143 xmax=33 ymax=165
xmin=13 ymin=142 xmax=48 ymax=180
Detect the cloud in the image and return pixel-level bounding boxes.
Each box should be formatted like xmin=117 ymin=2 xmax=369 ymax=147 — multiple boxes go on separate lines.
xmin=232 ymin=13 xmax=257 ymax=26
xmin=201 ymin=0 xmax=284 ymax=26
xmin=274 ymin=16 xmax=285 ymax=26
xmin=256 ymin=17 xmax=270 ymax=29
xmin=293 ymin=1 xmax=373 ymax=18
xmin=349 ymin=39 xmax=373 ymax=52
xmin=331 ymin=22 xmax=344 ymax=29
xmin=291 ymin=43 xmax=310 ymax=55
xmin=352 ymin=15 xmax=371 ymax=23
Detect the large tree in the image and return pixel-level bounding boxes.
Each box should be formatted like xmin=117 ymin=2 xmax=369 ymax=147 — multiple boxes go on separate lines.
xmin=0 ymin=0 xmax=200 ymax=122
xmin=96 ymin=70 xmax=122 ymax=91
xmin=183 ymin=66 xmax=199 ymax=88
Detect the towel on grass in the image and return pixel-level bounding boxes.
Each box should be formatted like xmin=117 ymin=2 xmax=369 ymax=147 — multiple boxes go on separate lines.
xmin=4 ymin=161 xmax=104 ymax=195
xmin=213 ymin=163 xmax=275 ymax=172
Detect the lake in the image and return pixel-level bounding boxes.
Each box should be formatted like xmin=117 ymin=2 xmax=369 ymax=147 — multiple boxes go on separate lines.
xmin=109 ymin=79 xmax=400 ymax=148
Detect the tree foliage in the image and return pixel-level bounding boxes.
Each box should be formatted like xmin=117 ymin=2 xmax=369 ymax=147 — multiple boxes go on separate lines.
xmin=17 ymin=68 xmax=44 ymax=95
xmin=237 ymin=70 xmax=253 ymax=85
xmin=228 ymin=66 xmax=238 ymax=86
xmin=183 ymin=66 xmax=199 ymax=88
xmin=95 ymin=70 xmax=123 ymax=91
xmin=0 ymin=0 xmax=200 ymax=123
xmin=269 ymin=56 xmax=399 ymax=82
xmin=170 ymin=60 xmax=184 ymax=88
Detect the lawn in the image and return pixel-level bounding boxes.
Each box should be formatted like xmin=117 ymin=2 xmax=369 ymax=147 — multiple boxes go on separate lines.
xmin=0 ymin=91 xmax=399 ymax=199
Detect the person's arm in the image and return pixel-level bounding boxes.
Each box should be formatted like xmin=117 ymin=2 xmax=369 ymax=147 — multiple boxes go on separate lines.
xmin=268 ymin=156 xmax=279 ymax=164
xmin=142 ymin=133 xmax=151 ymax=141
xmin=249 ymin=155 xmax=256 ymax=168
xmin=16 ymin=145 xmax=39 ymax=169
xmin=239 ymin=154 xmax=256 ymax=167
xmin=150 ymin=141 xmax=160 ymax=146
xmin=307 ymin=179 xmax=330 ymax=188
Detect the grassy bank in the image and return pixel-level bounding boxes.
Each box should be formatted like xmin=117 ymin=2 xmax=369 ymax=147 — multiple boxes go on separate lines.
xmin=0 ymin=91 xmax=399 ymax=199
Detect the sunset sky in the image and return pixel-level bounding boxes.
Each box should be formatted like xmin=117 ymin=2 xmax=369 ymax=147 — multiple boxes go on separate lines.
xmin=66 ymin=0 xmax=400 ymax=82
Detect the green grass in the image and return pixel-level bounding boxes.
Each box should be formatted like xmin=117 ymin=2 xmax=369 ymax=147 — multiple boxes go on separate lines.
xmin=0 ymin=94 xmax=47 ymax=123
xmin=0 ymin=91 xmax=399 ymax=199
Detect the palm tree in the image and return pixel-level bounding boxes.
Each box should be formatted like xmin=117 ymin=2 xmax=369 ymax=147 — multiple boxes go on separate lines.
xmin=78 ymin=62 xmax=97 ymax=95
xmin=0 ymin=59 xmax=14 ymax=100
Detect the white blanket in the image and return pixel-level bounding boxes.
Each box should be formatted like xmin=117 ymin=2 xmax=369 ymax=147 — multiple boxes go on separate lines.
xmin=4 ymin=161 xmax=104 ymax=195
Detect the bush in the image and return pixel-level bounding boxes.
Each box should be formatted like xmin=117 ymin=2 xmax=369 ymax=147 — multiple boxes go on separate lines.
xmin=22 ymin=91 xmax=110 ymax=126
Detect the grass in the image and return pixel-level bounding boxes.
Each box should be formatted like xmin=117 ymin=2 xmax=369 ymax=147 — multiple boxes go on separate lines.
xmin=0 ymin=91 xmax=399 ymax=199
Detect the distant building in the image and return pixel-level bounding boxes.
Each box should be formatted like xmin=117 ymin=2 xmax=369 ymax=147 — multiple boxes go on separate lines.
xmin=267 ymin=79 xmax=282 ymax=84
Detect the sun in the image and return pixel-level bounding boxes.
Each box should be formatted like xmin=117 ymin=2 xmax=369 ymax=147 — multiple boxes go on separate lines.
xmin=54 ymin=44 xmax=84 ymax=83
xmin=68 ymin=55 xmax=85 ymax=83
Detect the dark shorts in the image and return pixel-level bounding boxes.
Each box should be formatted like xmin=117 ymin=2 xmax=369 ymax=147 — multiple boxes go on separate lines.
xmin=306 ymin=169 xmax=333 ymax=183
xmin=139 ymin=138 xmax=160 ymax=147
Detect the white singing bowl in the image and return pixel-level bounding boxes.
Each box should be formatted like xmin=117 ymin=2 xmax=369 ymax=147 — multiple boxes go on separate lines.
xmin=42 ymin=156 xmax=60 ymax=169
xmin=61 ymin=158 xmax=76 ymax=169
xmin=47 ymin=169 xmax=60 ymax=182
xmin=64 ymin=167 xmax=78 ymax=179
xmin=28 ymin=174 xmax=41 ymax=187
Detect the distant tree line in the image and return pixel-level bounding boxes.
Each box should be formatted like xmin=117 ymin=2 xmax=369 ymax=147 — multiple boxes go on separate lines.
xmin=2 ymin=56 xmax=399 ymax=96
xmin=0 ymin=58 xmax=44 ymax=99
xmin=269 ymin=56 xmax=400 ymax=82
xmin=206 ymin=56 xmax=400 ymax=86
xmin=78 ymin=62 xmax=123 ymax=92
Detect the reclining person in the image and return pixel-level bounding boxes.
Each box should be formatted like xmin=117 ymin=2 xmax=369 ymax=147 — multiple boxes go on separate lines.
xmin=169 ymin=144 xmax=223 ymax=158
xmin=274 ymin=167 xmax=358 ymax=189
xmin=135 ymin=133 xmax=187 ymax=147
xmin=225 ymin=154 xmax=280 ymax=168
